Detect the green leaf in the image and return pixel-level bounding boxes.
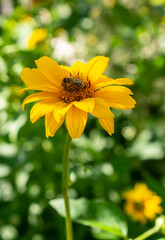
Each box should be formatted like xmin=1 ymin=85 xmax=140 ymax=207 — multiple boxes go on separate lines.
xmin=155 ymin=239 xmax=165 ymax=240
xmin=92 ymin=228 xmax=120 ymax=239
xmin=50 ymin=198 xmax=127 ymax=238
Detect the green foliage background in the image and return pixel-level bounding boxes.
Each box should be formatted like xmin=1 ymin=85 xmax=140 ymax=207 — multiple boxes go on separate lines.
xmin=0 ymin=0 xmax=165 ymax=239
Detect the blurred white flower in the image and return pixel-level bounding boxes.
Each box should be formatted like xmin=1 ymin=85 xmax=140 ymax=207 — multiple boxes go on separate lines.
xmin=51 ymin=36 xmax=75 ymax=62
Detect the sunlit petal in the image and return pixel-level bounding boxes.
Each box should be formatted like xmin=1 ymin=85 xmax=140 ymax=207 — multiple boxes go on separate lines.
xmin=99 ymin=113 xmax=114 ymax=136
xmin=45 ymin=112 xmax=65 ymax=138
xmin=71 ymin=60 xmax=87 ymax=78
xmin=22 ymin=92 xmax=58 ymax=111
xmin=21 ymin=68 xmax=58 ymax=92
xmin=66 ymin=106 xmax=87 ymax=139
xmin=53 ymin=102 xmax=72 ymax=123
xmin=86 ymin=56 xmax=109 ymax=82
xmin=72 ymin=98 xmax=95 ymax=112
xmin=35 ymin=56 xmax=70 ymax=85
xmin=94 ymin=86 xmax=136 ymax=110
xmin=91 ymin=98 xmax=112 ymax=119
xmin=30 ymin=99 xmax=59 ymax=123
xmin=94 ymin=76 xmax=134 ymax=89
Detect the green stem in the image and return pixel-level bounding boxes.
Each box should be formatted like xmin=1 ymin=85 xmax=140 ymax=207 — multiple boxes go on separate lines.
xmin=62 ymin=133 xmax=73 ymax=240
xmin=134 ymin=225 xmax=160 ymax=240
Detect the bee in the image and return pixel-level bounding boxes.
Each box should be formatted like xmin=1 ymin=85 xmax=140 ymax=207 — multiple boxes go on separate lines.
xmin=62 ymin=77 xmax=86 ymax=90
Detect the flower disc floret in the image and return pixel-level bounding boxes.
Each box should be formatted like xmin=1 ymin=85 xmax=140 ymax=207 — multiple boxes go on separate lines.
xmin=60 ymin=76 xmax=94 ymax=103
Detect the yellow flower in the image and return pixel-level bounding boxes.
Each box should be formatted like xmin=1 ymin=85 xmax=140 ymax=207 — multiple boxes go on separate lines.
xmin=123 ymin=183 xmax=163 ymax=224
xmin=20 ymin=56 xmax=136 ymax=139
xmin=27 ymin=28 xmax=47 ymax=50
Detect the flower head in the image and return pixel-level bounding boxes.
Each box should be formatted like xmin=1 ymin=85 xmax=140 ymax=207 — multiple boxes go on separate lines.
xmin=123 ymin=183 xmax=163 ymax=224
xmin=27 ymin=28 xmax=47 ymax=50
xmin=20 ymin=56 xmax=136 ymax=139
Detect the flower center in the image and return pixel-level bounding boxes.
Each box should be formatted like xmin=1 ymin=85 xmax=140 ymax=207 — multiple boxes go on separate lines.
xmin=134 ymin=201 xmax=144 ymax=211
xmin=60 ymin=77 xmax=93 ymax=103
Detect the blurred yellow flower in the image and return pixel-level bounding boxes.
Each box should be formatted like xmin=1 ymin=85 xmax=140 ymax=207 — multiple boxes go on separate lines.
xmin=104 ymin=0 xmax=116 ymax=8
xmin=90 ymin=6 xmax=102 ymax=19
xmin=86 ymin=34 xmax=97 ymax=46
xmin=19 ymin=14 xmax=34 ymax=24
xmin=27 ymin=28 xmax=47 ymax=50
xmin=20 ymin=56 xmax=136 ymax=139
xmin=123 ymin=183 xmax=163 ymax=224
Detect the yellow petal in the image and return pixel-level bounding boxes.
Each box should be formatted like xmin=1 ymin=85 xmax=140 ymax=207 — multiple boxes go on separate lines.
xmin=94 ymin=86 xmax=136 ymax=110
xmin=22 ymin=92 xmax=58 ymax=111
xmin=94 ymin=76 xmax=114 ymax=89
xmin=30 ymin=99 xmax=59 ymax=123
xmin=53 ymin=102 xmax=72 ymax=123
xmin=71 ymin=60 xmax=87 ymax=78
xmin=27 ymin=28 xmax=47 ymax=50
xmin=94 ymin=76 xmax=134 ymax=89
xmin=86 ymin=56 xmax=109 ymax=82
xmin=45 ymin=112 xmax=64 ymax=138
xmin=110 ymin=78 xmax=134 ymax=85
xmin=91 ymin=98 xmax=112 ymax=119
xmin=35 ymin=56 xmax=70 ymax=85
xmin=60 ymin=65 xmax=73 ymax=76
xmin=99 ymin=114 xmax=114 ymax=136
xmin=72 ymin=98 xmax=95 ymax=112
xmin=21 ymin=68 xmax=58 ymax=92
xmin=66 ymin=106 xmax=87 ymax=139
xmin=19 ymin=87 xmax=31 ymax=94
